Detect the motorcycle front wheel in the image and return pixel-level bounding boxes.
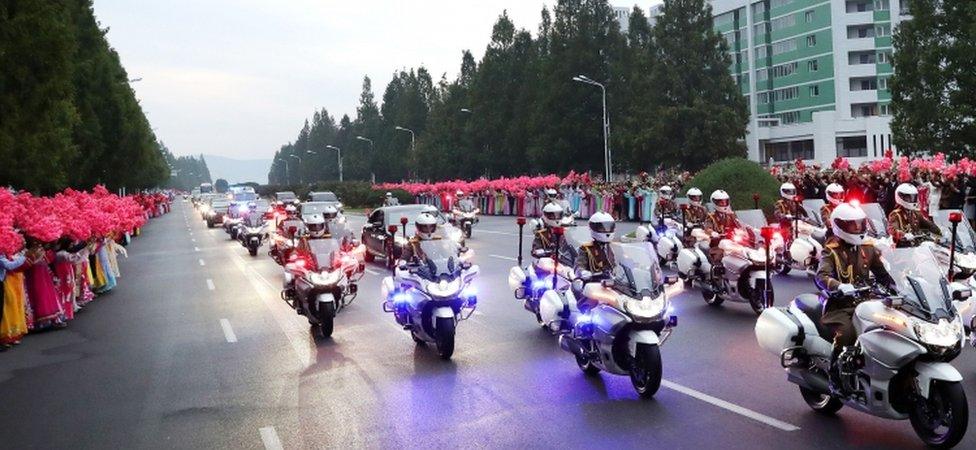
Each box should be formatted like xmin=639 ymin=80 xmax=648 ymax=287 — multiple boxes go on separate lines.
xmin=248 ymin=244 xmax=258 ymax=256
xmin=629 ymin=343 xmax=662 ymax=398
xmin=575 ymin=353 xmax=600 ymax=375
xmin=799 ymin=386 xmax=843 ymax=414
xmin=909 ymin=381 xmax=968 ymax=449
xmin=316 ymin=302 xmax=336 ymax=339
xmin=435 ymin=317 xmax=455 ymax=360
xmin=751 ymin=286 xmax=774 ymax=315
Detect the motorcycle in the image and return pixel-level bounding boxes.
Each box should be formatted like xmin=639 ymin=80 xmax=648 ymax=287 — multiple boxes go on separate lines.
xmin=634 ymin=217 xmax=684 ymax=267
xmin=756 ymin=247 xmax=971 ymax=448
xmin=776 ymin=215 xmax=826 ymax=276
xmin=676 ymin=220 xmax=777 ymax=315
xmin=451 ymin=208 xmax=480 ymax=239
xmin=282 ymin=236 xmax=365 ymax=339
xmin=239 ymin=219 xmax=268 ymax=257
xmin=552 ymin=241 xmax=678 ymax=398
xmin=381 ymin=240 xmax=478 ymax=359
xmin=508 ymin=223 xmax=577 ymax=330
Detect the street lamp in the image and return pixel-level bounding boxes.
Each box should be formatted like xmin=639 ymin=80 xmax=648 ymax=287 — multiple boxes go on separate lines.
xmin=289 ymin=154 xmax=302 ymax=185
xmin=325 ymin=145 xmax=344 ymax=182
xmin=281 ymin=158 xmax=290 ymax=185
xmin=355 ymin=136 xmax=375 ymax=183
xmin=460 ymin=108 xmax=472 ymax=114
xmin=572 ymin=74 xmax=612 ymax=182
xmin=395 ymin=126 xmax=416 ymax=180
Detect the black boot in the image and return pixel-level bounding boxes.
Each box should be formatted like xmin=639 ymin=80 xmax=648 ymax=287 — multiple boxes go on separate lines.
xmin=828 ymin=346 xmax=845 ymax=396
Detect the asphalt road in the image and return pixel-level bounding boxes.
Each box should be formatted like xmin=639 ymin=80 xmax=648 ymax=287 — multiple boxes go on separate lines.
xmin=2 ymin=201 xmax=976 ymax=449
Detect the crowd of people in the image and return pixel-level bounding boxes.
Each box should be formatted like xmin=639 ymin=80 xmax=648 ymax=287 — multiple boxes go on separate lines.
xmin=0 ymin=187 xmax=169 ymax=351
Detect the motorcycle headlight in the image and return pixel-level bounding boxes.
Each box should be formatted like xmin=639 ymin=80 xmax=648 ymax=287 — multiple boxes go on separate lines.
xmin=427 ymin=278 xmax=463 ymax=298
xmin=913 ymin=317 xmax=963 ymax=348
xmin=309 ymin=270 xmax=341 ymax=286
xmin=625 ymin=294 xmax=666 ymax=320
xmin=748 ymin=249 xmax=769 ymax=264
xmin=449 ymin=229 xmax=463 ymax=243
xmin=394 ymin=235 xmax=409 ymax=245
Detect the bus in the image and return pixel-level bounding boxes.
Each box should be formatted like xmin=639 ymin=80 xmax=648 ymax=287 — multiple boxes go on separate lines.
xmin=200 ymin=182 xmax=214 ymax=194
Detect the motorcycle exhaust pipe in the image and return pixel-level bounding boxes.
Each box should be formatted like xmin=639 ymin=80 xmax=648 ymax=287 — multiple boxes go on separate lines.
xmin=559 ymin=334 xmax=584 ymax=356
xmin=787 ymin=370 xmax=830 ymax=393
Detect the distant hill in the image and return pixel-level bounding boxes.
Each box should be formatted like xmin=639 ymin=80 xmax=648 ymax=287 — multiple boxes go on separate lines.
xmin=202 ymin=154 xmax=272 ymax=185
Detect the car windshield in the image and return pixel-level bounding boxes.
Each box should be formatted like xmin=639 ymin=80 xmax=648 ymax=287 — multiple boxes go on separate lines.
xmin=885 ymin=248 xmax=956 ymax=320
xmin=276 ymin=192 xmax=296 ymax=201
xmin=416 ymin=239 xmax=462 ymax=279
xmin=383 ymin=206 xmax=443 ymax=227
xmin=609 ymin=243 xmax=663 ymax=298
xmin=302 ymin=203 xmax=335 ymax=214
xmin=307 ymin=239 xmax=341 ymax=268
xmin=933 ymin=210 xmax=975 ymax=253
xmin=310 ymin=192 xmax=338 ymax=202
xmin=861 ymin=203 xmax=888 ymax=237
xmin=234 ymin=192 xmax=257 ymax=201
xmin=736 ymin=209 xmax=767 ymax=229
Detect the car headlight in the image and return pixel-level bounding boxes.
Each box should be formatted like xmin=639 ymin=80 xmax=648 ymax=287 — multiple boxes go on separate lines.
xmin=625 ymin=294 xmax=666 ymax=320
xmin=913 ymin=317 xmax=963 ymax=348
xmin=427 ymin=278 xmax=463 ymax=298
xmin=309 ymin=270 xmax=341 ymax=286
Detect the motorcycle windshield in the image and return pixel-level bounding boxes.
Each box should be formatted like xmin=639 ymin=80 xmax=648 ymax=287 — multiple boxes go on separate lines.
xmin=861 ymin=203 xmax=888 ymax=238
xmin=609 ymin=243 xmax=663 ymax=297
xmin=327 ymin=220 xmax=354 ymax=242
xmin=736 ymin=209 xmax=767 ymax=229
xmin=307 ymin=239 xmax=341 ymax=268
xmin=802 ymin=199 xmax=825 ymax=226
xmin=416 ymin=239 xmax=463 ymax=279
xmin=933 ymin=210 xmax=975 ymax=253
xmin=885 ymin=248 xmax=955 ymax=319
xmin=558 ymin=226 xmax=594 ymax=267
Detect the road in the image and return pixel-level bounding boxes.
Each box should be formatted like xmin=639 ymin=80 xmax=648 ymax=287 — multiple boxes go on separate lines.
xmin=2 ymin=201 xmax=975 ymax=449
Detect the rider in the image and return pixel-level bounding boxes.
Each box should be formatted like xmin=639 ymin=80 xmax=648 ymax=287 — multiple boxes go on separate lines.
xmin=455 ymin=190 xmax=477 ymax=213
xmin=243 ymin=202 xmax=264 ymax=227
xmin=532 ymin=202 xmax=564 ymax=257
xmin=399 ymin=212 xmax=440 ymax=264
xmin=683 ymin=187 xmax=709 ymax=226
xmin=573 ymin=212 xmax=617 ymax=311
xmin=383 ymin=192 xmax=400 ymax=207
xmin=817 ymin=203 xmax=896 ymax=387
xmin=704 ymin=190 xmax=745 ymax=265
xmin=655 ymin=186 xmax=678 ymax=221
xmin=887 ymin=183 xmax=941 ymax=245
xmin=277 ymin=205 xmax=305 ymax=239
xmin=820 ymin=183 xmax=845 ymax=226
xmin=773 ymin=182 xmax=809 ymax=223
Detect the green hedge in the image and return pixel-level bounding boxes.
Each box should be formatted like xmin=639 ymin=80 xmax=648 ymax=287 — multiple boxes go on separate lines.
xmin=684 ymin=158 xmax=780 ymax=217
xmin=257 ymin=182 xmax=412 ymax=209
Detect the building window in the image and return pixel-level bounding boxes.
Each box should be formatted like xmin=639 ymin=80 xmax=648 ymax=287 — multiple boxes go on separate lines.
xmin=772 ymin=39 xmax=797 ymax=56
xmin=756 ymin=45 xmax=769 ymax=59
xmin=771 ymin=86 xmax=800 ymax=102
xmin=806 ymin=35 xmax=817 ymax=47
xmin=758 ymin=92 xmax=769 ymax=104
xmin=771 ymin=14 xmax=797 ymax=32
xmin=876 ymin=24 xmax=890 ymax=37
xmin=756 ymin=68 xmax=768 ymax=81
xmin=875 ymin=0 xmax=890 ymax=11
xmin=851 ymin=103 xmax=879 ymax=117
xmin=808 ymin=59 xmax=819 ymax=71
xmin=764 ymin=139 xmax=814 ymax=162
xmin=878 ymin=77 xmax=888 ymax=90
xmin=810 ymin=85 xmax=820 ymax=96
xmin=751 ymin=2 xmax=767 ymax=16
xmin=772 ymin=61 xmax=798 ymax=78
xmin=850 ymin=51 xmax=876 ymax=64
xmin=836 ymin=136 xmax=868 ymax=158
xmin=880 ymin=104 xmax=891 ymax=115
xmin=805 ymin=10 xmax=815 ymax=23
xmin=851 ymin=77 xmax=878 ymax=91
xmin=878 ymin=51 xmax=891 ymax=63
xmin=770 ymin=0 xmax=796 ymax=9
xmin=753 ymin=23 xmax=767 ymax=36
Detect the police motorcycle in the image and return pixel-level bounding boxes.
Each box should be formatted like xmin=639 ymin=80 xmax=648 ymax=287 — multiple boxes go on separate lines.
xmin=775 ymin=201 xmax=827 ymax=276
xmin=756 ymin=246 xmax=971 ymax=448
xmin=450 ymin=193 xmax=480 ymax=239
xmin=508 ymin=208 xmax=574 ymax=329
xmin=222 ymin=202 xmax=248 ymax=240
xmin=282 ymin=221 xmax=365 ymax=339
xmin=550 ymin=221 xmax=678 ymax=398
xmin=676 ymin=207 xmax=778 ymax=315
xmin=238 ymin=209 xmax=269 ymax=257
xmin=269 ymin=206 xmax=303 ymax=265
xmin=381 ymin=237 xmax=479 ymax=360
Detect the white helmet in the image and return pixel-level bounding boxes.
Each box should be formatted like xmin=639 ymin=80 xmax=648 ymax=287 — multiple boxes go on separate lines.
xmin=830 ymin=203 xmax=868 ymax=246
xmin=687 ymin=187 xmax=703 ymax=206
xmin=545 ymin=188 xmax=558 ymax=200
xmin=660 ymin=185 xmax=674 ymax=200
xmin=895 ymin=183 xmax=919 ymax=211
xmin=385 ymin=192 xmax=393 ymax=198
xmin=456 ymin=190 xmax=464 ymax=198
xmin=542 ymin=202 xmax=564 ymax=228
xmin=780 ymin=182 xmax=797 ymax=200
xmin=588 ymin=211 xmax=615 ymax=243
xmin=306 ymin=215 xmax=327 ymax=238
xmin=825 ymin=183 xmax=845 ymax=206
xmin=322 ymin=205 xmax=338 ymax=222
xmin=285 ymin=204 xmax=298 ymax=216
xmin=711 ymin=190 xmax=731 ymax=213
xmin=415 ymin=212 xmax=438 ymax=240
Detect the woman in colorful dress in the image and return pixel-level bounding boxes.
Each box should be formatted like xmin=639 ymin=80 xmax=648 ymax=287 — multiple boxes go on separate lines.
xmin=1 ymin=252 xmax=27 ymax=348
xmin=25 ymin=244 xmax=63 ymax=329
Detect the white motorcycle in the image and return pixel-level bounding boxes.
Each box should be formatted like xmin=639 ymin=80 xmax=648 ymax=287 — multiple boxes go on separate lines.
xmin=635 ymin=217 xmax=684 ymax=266
xmin=756 ymin=247 xmax=971 ymax=448
xmin=381 ymin=240 xmax=478 ymax=360
xmin=776 ymin=216 xmax=826 ymax=276
xmin=551 ymin=242 xmax=678 ymax=398
xmin=282 ymin=236 xmax=365 ymax=338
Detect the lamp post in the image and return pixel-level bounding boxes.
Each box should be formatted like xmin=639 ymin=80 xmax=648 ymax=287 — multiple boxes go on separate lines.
xmin=289 ymin=154 xmax=302 ymax=185
xmin=324 ymin=145 xmax=343 ymax=182
xmin=355 ymin=136 xmax=375 ymax=183
xmin=282 ymin=158 xmax=290 ymax=185
xmin=395 ymin=126 xmax=416 ymax=180
xmin=460 ymin=108 xmax=472 ymax=114
xmin=572 ymin=74 xmax=611 ymax=182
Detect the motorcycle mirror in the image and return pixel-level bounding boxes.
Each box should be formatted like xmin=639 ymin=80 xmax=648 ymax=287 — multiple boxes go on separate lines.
xmin=400 ymin=216 xmax=409 ymax=225
xmin=883 ymin=296 xmax=904 ymax=308
xmin=387 ymin=225 xmax=398 ymax=234
xmin=601 ymin=279 xmax=614 ymax=288
xmin=461 ymin=261 xmax=472 ymax=270
xmin=397 ymin=261 xmax=407 ymax=271
xmin=952 ymin=289 xmax=972 ymax=301
xmin=664 ymin=275 xmax=678 ymax=285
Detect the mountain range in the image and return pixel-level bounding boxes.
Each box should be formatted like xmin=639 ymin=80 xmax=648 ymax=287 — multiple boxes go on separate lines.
xmin=202 ymin=154 xmax=272 ymax=185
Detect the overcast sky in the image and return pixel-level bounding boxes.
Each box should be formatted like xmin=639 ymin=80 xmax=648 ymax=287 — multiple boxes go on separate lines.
xmin=94 ymin=1 xmax=660 ymax=160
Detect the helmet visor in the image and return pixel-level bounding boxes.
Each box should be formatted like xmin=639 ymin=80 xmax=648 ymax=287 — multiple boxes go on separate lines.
xmin=544 ymin=211 xmax=562 ymax=221
xmin=782 ymin=188 xmax=795 ymax=197
xmin=416 ymin=223 xmax=437 ymax=235
xmin=898 ymin=192 xmax=918 ymax=204
xmin=589 ymin=221 xmax=615 ymax=234
xmin=688 ymin=194 xmax=702 ymax=203
xmin=713 ymin=198 xmax=730 ymax=208
xmin=834 ymin=217 xmax=866 ymax=235
xmin=827 ymin=190 xmax=845 ymax=202
xmin=307 ymin=222 xmax=324 ymax=233
xmin=323 ymin=212 xmax=337 ymax=220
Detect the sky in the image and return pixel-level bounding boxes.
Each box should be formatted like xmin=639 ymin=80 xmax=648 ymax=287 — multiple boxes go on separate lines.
xmin=94 ymin=1 xmax=660 ymax=160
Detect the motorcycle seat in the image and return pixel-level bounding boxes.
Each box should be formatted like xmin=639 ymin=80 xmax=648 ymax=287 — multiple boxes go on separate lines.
xmin=792 ymin=294 xmax=831 ymax=340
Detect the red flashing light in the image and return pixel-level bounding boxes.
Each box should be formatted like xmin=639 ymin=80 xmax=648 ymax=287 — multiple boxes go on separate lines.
xmin=387 ymin=225 xmax=398 ymax=234
xmin=516 ymin=217 xmax=527 ymax=226
xmin=679 ymin=203 xmax=689 ymax=211
xmin=553 ymin=226 xmax=565 ymax=236
xmin=752 ymin=193 xmax=760 ymax=201
xmin=849 ymin=199 xmax=861 ymax=208
xmin=949 ymin=212 xmax=963 ymax=224
xmin=400 ymin=216 xmax=409 ymax=225
xmin=760 ymin=226 xmax=776 ymax=241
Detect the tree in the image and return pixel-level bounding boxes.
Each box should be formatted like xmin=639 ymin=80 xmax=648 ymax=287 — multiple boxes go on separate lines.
xmin=648 ymin=0 xmax=748 ymax=171
xmin=891 ymin=0 xmax=976 ymax=159
xmin=214 ymin=178 xmax=229 ymax=193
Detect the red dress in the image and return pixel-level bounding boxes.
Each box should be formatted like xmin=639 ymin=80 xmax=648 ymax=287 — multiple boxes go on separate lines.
xmin=26 ymin=250 xmax=62 ymax=326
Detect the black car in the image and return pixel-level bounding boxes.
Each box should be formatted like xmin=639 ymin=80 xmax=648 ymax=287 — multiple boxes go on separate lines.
xmin=361 ymin=205 xmax=460 ymax=268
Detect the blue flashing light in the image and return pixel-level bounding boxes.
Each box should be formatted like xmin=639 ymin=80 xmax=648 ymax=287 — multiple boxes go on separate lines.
xmin=392 ymin=291 xmax=411 ymax=305
xmin=531 ymin=279 xmax=549 ymax=291
xmin=462 ymin=285 xmax=477 ymax=299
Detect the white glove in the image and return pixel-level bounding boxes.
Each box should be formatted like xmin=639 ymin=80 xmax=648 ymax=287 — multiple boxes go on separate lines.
xmin=837 ymin=283 xmax=857 ymax=296
xmin=903 ymin=232 xmax=915 ymax=241
xmin=579 ymin=270 xmax=593 ymax=281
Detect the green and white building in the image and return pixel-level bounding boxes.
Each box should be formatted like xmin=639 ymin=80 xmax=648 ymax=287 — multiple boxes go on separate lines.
xmin=638 ymin=0 xmax=910 ymax=164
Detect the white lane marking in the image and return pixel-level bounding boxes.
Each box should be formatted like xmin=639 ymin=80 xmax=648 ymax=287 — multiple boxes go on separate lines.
xmin=194 ymin=246 xmax=200 ymax=252
xmin=198 ymin=259 xmax=206 ymax=266
xmin=259 ymin=426 xmax=284 ymax=450
xmin=489 ymin=254 xmax=518 ymax=262
xmin=365 ymin=268 xmax=382 ymax=276
xmin=206 ymin=279 xmax=215 ymax=291
xmin=477 ymin=229 xmax=520 ymax=237
xmin=220 ymin=319 xmax=238 ymax=343
xmin=660 ymin=380 xmax=800 ymax=432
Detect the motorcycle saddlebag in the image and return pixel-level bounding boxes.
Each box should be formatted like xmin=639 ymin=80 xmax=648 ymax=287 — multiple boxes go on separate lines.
xmin=755 ymin=307 xmax=803 ymax=357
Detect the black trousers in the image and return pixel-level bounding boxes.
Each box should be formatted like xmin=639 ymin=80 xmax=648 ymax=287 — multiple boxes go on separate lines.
xmin=822 ymin=306 xmax=857 ymax=348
